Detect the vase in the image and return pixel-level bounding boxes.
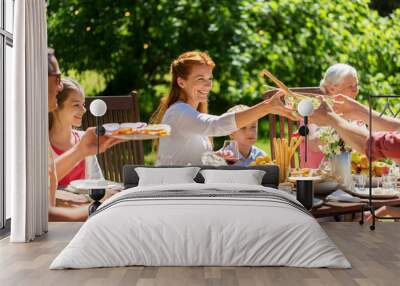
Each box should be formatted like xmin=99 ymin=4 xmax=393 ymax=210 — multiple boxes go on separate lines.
xmin=330 ymin=152 xmax=352 ymax=190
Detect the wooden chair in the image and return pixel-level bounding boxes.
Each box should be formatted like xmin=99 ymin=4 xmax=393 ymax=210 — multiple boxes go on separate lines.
xmin=82 ymin=91 xmax=144 ymax=182
xmin=263 ymin=87 xmax=324 ymax=166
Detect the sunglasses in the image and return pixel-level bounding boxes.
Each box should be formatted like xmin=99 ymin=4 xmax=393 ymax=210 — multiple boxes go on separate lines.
xmin=49 ymin=73 xmax=62 ymax=85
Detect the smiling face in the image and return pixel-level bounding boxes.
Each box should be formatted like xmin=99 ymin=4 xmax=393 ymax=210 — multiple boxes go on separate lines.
xmin=177 ymin=64 xmax=213 ymax=108
xmin=56 ymin=90 xmax=86 ymax=128
xmin=48 ymin=55 xmax=64 ymax=112
xmin=326 ymin=74 xmax=359 ymax=99
xmin=230 ymin=121 xmax=258 ymax=147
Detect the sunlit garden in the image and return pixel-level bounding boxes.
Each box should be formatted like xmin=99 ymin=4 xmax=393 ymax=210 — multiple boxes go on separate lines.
xmin=46 ymin=0 xmax=400 ymax=164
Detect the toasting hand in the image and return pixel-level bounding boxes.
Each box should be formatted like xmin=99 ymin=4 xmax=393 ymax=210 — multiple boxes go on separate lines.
xmin=264 ymin=91 xmax=301 ymax=121
xmin=332 ymin=94 xmax=362 ymax=121
xmin=309 ymin=97 xmax=337 ymax=127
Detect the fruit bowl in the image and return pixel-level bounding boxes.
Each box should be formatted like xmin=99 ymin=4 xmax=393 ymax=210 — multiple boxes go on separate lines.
xmin=351 ymin=151 xmax=390 ymax=177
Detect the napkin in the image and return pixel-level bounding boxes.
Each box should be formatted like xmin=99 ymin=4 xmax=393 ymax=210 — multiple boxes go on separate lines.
xmin=326 ymin=189 xmax=361 ymax=203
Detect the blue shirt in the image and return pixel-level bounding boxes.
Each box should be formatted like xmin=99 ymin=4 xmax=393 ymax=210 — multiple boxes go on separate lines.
xmin=218 ymin=145 xmax=266 ymax=166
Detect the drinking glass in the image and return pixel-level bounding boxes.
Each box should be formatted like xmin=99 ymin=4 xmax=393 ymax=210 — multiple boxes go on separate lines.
xmin=221 ymin=140 xmax=240 ymax=165
xmin=382 ymin=175 xmax=397 ymax=192
xmin=319 ymin=157 xmax=332 ymax=174
xmin=375 ymin=177 xmax=382 ymax=189
xmin=353 ymin=174 xmax=366 ymax=192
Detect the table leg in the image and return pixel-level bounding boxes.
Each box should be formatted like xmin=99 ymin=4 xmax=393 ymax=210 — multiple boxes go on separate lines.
xmin=370 ymin=206 xmax=376 ymax=231
xmin=88 ymin=189 xmax=106 ymax=215
xmin=359 ymin=205 xmax=364 ymax=225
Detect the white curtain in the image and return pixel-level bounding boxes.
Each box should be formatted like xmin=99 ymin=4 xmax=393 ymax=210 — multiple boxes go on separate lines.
xmin=7 ymin=0 xmax=48 ymax=242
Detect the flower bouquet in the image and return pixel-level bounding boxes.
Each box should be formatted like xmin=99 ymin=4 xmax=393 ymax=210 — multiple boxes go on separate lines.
xmin=316 ymin=127 xmax=351 ymax=158
xmin=317 ymin=127 xmax=353 ymax=188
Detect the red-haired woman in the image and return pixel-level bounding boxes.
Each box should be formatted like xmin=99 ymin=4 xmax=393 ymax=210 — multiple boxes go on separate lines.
xmin=151 ymin=51 xmax=299 ymax=165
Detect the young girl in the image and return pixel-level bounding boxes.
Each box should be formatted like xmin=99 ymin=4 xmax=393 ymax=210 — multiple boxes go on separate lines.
xmin=49 ymin=78 xmax=104 ymax=188
xmin=150 ymin=51 xmax=299 ymax=166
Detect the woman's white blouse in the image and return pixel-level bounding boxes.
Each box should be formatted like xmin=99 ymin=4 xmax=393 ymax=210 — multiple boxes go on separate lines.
xmin=157 ymin=102 xmax=237 ymax=165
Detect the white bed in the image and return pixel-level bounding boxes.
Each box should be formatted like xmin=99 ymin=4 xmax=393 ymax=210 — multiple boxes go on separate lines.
xmin=50 ymin=183 xmax=350 ymax=269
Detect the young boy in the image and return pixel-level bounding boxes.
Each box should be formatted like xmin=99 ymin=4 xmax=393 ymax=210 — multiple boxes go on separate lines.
xmin=219 ymin=105 xmax=267 ymax=166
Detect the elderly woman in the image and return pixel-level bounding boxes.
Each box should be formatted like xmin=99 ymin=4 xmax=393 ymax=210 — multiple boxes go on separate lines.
xmin=310 ymin=97 xmax=400 ymax=221
xmin=300 ymin=63 xmax=360 ymax=168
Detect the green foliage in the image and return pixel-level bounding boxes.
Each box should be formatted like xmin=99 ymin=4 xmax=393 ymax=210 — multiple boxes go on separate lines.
xmin=65 ymin=70 xmax=106 ymax=97
xmin=48 ymin=0 xmax=400 ymax=120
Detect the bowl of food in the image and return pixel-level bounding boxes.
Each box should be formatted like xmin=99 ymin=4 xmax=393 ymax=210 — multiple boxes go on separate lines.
xmin=289 ymin=168 xmax=339 ymax=195
xmin=314 ymin=179 xmax=339 ymax=195
xmin=288 ymin=168 xmax=323 ymax=182
xmin=250 ymin=155 xmax=273 ymax=166
xmin=351 ymin=151 xmax=391 ymax=187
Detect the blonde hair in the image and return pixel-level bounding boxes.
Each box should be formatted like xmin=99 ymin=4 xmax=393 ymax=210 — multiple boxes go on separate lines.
xmin=150 ymin=51 xmax=215 ymax=150
xmin=49 ymin=78 xmax=85 ymax=130
xmin=320 ymin=64 xmax=358 ymax=94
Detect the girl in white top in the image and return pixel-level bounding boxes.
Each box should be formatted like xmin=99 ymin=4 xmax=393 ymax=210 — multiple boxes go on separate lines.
xmin=151 ymin=51 xmax=300 ymax=165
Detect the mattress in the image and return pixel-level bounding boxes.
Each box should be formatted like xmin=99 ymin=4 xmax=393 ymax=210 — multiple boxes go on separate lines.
xmin=50 ymin=183 xmax=350 ymax=269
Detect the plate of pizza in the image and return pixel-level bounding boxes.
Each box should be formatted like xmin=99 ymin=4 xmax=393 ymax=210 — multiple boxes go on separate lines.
xmin=104 ymin=123 xmax=171 ymax=140
xmin=103 ymin=122 xmax=171 ymax=140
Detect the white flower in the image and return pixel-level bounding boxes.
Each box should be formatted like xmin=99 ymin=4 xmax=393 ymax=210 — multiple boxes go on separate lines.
xmin=316 ymin=126 xmax=348 ymax=157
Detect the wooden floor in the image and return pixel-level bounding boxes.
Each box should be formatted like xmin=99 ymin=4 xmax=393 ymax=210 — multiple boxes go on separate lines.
xmin=0 ymin=222 xmax=399 ymax=286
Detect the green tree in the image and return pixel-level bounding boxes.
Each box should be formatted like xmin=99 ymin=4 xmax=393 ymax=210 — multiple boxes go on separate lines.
xmin=48 ymin=0 xmax=400 ymax=120
xmin=48 ymin=0 xmax=260 ymax=117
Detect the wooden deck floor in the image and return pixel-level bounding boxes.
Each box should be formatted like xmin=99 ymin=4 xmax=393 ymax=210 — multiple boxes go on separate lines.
xmin=0 ymin=222 xmax=399 ymax=286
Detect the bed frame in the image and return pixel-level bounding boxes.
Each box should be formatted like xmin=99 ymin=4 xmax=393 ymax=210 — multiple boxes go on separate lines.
xmin=122 ymin=165 xmax=280 ymax=189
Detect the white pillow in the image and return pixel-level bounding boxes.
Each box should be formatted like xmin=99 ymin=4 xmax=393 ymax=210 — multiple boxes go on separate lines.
xmin=200 ymin=169 xmax=266 ymax=185
xmin=135 ymin=167 xmax=200 ymax=186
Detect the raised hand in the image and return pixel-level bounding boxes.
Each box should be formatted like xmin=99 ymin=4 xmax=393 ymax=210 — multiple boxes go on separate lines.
xmin=265 ymin=90 xmax=301 ymax=121
xmin=309 ymin=97 xmax=336 ymax=126
xmin=215 ymin=150 xmax=234 ymax=159
xmin=332 ymin=94 xmax=362 ymax=121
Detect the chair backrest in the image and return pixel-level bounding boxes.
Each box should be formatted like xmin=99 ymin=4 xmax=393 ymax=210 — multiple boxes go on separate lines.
xmin=263 ymin=87 xmax=324 ymax=166
xmin=82 ymin=91 xmax=144 ymax=182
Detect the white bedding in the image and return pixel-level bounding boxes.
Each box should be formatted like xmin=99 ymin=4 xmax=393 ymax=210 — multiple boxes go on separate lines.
xmin=50 ymin=183 xmax=350 ymax=269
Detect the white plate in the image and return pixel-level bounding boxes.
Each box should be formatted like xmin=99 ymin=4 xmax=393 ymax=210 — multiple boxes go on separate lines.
xmin=108 ymin=133 xmax=165 ymax=140
xmin=103 ymin=123 xmax=120 ymax=132
xmin=69 ymin=179 xmax=123 ymax=191
xmin=349 ymin=187 xmax=400 ymax=199
xmin=288 ymin=176 xmax=323 ymax=182
xmin=120 ymin=122 xmax=147 ymax=129
xmin=314 ymin=179 xmax=339 ymax=195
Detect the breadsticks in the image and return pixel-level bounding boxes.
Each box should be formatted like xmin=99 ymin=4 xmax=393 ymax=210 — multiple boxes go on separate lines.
xmin=274 ymin=137 xmax=302 ymax=182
